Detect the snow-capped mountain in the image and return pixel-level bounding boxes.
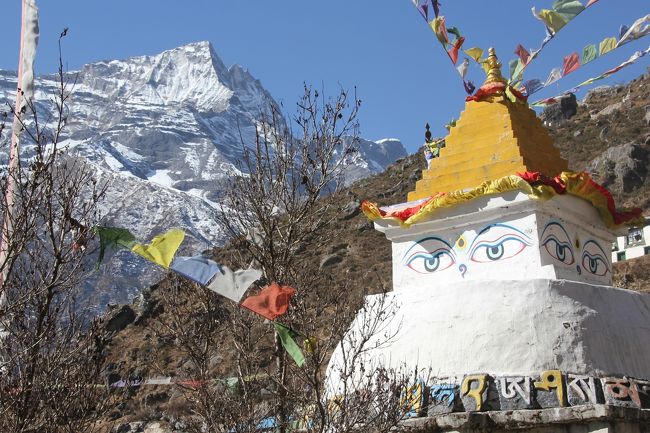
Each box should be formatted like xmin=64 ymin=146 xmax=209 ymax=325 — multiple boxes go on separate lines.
xmin=0 ymin=41 xmax=407 ymax=308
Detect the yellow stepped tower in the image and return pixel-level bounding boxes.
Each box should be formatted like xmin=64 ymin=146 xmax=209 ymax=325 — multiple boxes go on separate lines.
xmin=408 ymin=48 xmax=569 ymax=202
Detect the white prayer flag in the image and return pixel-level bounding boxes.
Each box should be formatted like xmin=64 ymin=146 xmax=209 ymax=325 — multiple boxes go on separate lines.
xmin=207 ymin=266 xmax=262 ymax=303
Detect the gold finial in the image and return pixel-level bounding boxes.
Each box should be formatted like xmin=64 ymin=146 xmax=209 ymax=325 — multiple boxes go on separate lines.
xmin=483 ymin=47 xmax=507 ymax=86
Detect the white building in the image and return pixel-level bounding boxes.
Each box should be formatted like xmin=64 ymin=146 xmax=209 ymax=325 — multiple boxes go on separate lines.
xmin=611 ymin=217 xmax=650 ymax=262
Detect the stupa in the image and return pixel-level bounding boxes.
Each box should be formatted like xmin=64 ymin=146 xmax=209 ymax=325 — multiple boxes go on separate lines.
xmin=327 ymin=49 xmax=650 ymax=431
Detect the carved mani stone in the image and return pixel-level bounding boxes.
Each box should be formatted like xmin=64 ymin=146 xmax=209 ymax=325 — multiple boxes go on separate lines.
xmin=460 ymin=374 xmax=499 ymax=411
xmin=603 ymin=377 xmax=650 ymax=409
xmin=401 ymin=382 xmax=426 ymax=418
xmin=533 ymin=370 xmax=567 ymax=408
xmin=567 ymin=375 xmax=603 ymax=406
xmin=428 ymin=383 xmax=462 ymax=415
xmin=496 ymin=376 xmax=534 ymax=410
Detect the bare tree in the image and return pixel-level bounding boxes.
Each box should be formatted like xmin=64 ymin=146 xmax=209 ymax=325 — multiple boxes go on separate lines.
xmin=151 ymin=85 xmax=415 ymax=433
xmin=0 ymin=34 xmax=111 ymax=433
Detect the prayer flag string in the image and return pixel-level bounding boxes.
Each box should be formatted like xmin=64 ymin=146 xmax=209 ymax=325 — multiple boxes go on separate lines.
xmin=530 ymin=45 xmax=649 ymax=107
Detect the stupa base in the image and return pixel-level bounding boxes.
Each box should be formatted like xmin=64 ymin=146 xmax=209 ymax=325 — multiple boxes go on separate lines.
xmin=327 ymin=279 xmax=650 ymax=413
xmin=400 ymin=405 xmax=650 ymax=432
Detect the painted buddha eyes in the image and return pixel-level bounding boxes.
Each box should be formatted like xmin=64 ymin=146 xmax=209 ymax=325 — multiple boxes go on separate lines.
xmin=469 ymin=225 xmax=532 ymax=263
xmin=403 ymin=224 xmax=532 ymax=274
xmin=540 ymin=222 xmax=575 ymax=265
xmin=541 ymin=221 xmax=611 ymax=278
xmin=404 ymin=238 xmax=455 ymax=274
xmin=581 ymin=240 xmax=610 ymax=277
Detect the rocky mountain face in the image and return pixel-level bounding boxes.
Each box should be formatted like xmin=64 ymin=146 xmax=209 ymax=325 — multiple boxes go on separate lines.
xmin=0 ymin=41 xmax=407 ymax=309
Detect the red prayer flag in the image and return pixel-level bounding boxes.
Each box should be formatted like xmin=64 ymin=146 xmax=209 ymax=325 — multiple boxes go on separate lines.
xmin=241 ymin=282 xmax=296 ymax=321
xmin=562 ymin=52 xmax=580 ymax=76
xmin=447 ymin=36 xmax=465 ymax=65
xmin=586 ymin=0 xmax=598 ymax=6
xmin=514 ymin=44 xmax=530 ymax=65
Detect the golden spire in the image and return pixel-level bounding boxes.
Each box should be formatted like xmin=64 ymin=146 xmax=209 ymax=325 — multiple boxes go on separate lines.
xmin=483 ymin=47 xmax=507 ymax=86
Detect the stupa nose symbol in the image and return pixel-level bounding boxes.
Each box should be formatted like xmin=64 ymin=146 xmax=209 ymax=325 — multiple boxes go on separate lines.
xmin=458 ymin=263 xmax=467 ymax=278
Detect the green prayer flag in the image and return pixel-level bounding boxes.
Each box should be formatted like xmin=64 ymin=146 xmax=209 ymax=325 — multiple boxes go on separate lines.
xmin=447 ymin=26 xmax=462 ymax=42
xmin=577 ymin=75 xmax=605 ymax=87
xmin=552 ymin=0 xmax=585 ymax=21
xmin=94 ymin=226 xmax=136 ymax=266
xmin=599 ymin=37 xmax=617 ymax=55
xmin=509 ymin=58 xmax=525 ymax=83
xmin=582 ymin=44 xmax=597 ymax=64
xmin=274 ymin=323 xmax=305 ymax=367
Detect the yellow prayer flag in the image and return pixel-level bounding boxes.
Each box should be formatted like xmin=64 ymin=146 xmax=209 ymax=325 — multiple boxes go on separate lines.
xmin=429 ymin=17 xmax=448 ymax=45
xmin=536 ymin=9 xmax=568 ymax=34
xmin=464 ymin=47 xmax=483 ymax=63
xmin=131 ymin=228 xmax=185 ymax=269
xmin=598 ymin=37 xmax=617 ymax=55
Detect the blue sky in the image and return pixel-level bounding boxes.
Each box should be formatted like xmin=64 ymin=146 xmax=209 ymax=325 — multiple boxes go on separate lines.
xmin=2 ymin=1 xmax=648 ymax=152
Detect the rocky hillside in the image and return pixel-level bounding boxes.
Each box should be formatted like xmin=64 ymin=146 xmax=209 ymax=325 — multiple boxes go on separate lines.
xmin=97 ymin=71 xmax=649 ymax=432
xmin=543 ymin=71 xmax=650 ymax=210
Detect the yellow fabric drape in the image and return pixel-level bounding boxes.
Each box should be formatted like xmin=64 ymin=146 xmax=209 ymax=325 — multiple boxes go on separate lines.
xmin=362 ymin=172 xmax=643 ymax=229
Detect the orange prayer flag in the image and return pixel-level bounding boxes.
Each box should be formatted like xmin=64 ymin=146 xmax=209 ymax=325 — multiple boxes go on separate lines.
xmin=241 ymin=282 xmax=296 ymax=321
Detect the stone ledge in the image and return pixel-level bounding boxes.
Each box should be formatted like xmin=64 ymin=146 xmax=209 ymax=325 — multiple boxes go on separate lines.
xmin=398 ymin=405 xmax=650 ymax=431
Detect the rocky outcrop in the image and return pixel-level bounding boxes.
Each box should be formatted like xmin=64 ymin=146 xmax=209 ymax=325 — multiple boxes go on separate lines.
xmin=587 ymin=142 xmax=649 ymax=193
xmin=540 ymin=93 xmax=578 ymax=126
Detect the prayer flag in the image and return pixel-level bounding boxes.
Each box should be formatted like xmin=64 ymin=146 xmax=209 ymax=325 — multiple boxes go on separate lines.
xmin=131 ymin=228 xmax=185 ymax=269
xmin=515 ymin=44 xmax=530 ymax=65
xmin=463 ymin=80 xmax=475 ymax=95
xmin=553 ymin=0 xmax=585 ymax=21
xmin=170 ymin=255 xmax=221 ymax=286
xmin=417 ymin=3 xmax=428 ymax=21
xmin=274 ymin=323 xmax=305 ymax=367
xmin=544 ymin=67 xmax=562 ymax=86
xmin=598 ymin=37 xmax=616 ymax=55
xmin=533 ymin=8 xmax=568 ymax=34
xmin=430 ymin=17 xmax=448 ymax=45
xmin=523 ymin=79 xmax=543 ymax=95
xmin=207 ymin=266 xmax=262 ymax=302
xmin=18 ymin=0 xmax=39 ymax=112
xmin=464 ymin=47 xmax=483 ymax=63
xmin=509 ymin=58 xmax=525 ymax=82
xmin=616 ymin=15 xmax=650 ymax=47
xmin=241 ymin=282 xmax=296 ymax=321
xmin=11 ymin=0 xmax=39 ymax=135
xmin=582 ymin=44 xmax=597 ymax=64
xmin=603 ymin=48 xmax=648 ymax=76
xmin=447 ymin=26 xmax=462 ymax=42
xmin=562 ymin=52 xmax=580 ymax=76
xmin=577 ymin=75 xmax=604 ymax=87
xmin=456 ymin=58 xmax=469 ymax=78
xmin=619 ymin=24 xmax=629 ymax=40
xmin=94 ymin=226 xmax=136 ymax=265
xmin=447 ymin=36 xmax=464 ymax=65
xmin=431 ymin=0 xmax=440 ymax=18
xmin=586 ymin=0 xmax=598 ymax=6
